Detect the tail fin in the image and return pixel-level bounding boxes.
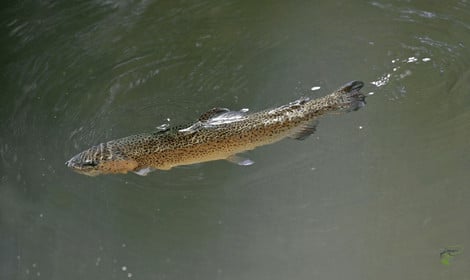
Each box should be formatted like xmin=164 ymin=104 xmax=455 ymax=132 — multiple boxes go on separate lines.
xmin=335 ymin=80 xmax=366 ymax=112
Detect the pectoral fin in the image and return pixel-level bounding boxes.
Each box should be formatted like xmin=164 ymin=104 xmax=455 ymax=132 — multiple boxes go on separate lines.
xmin=226 ymin=155 xmax=255 ymax=166
xmin=133 ymin=167 xmax=156 ymax=176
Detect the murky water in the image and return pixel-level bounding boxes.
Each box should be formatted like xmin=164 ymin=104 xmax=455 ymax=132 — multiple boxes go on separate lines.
xmin=1 ymin=1 xmax=470 ymax=279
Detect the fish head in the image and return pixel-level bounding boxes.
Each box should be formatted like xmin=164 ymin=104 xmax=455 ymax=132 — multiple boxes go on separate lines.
xmin=65 ymin=143 xmax=138 ymax=176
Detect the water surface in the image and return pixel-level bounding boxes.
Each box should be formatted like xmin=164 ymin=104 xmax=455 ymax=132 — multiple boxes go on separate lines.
xmin=1 ymin=1 xmax=470 ymax=279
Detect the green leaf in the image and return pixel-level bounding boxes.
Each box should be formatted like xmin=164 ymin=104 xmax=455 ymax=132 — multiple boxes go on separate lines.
xmin=440 ymin=246 xmax=463 ymax=266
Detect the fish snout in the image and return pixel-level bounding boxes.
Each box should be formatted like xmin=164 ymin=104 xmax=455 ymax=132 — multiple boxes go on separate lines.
xmin=65 ymin=155 xmax=81 ymax=169
xmin=65 ymin=152 xmax=103 ymax=176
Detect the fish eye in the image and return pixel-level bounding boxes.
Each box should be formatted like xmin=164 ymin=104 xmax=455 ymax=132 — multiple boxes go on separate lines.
xmin=82 ymin=160 xmax=98 ymax=167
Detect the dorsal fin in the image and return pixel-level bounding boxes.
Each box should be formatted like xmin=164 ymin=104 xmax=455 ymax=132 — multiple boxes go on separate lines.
xmin=198 ymin=107 xmax=230 ymax=122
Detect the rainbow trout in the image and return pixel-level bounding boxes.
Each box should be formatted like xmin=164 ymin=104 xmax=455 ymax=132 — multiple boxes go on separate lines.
xmin=66 ymin=81 xmax=365 ymax=176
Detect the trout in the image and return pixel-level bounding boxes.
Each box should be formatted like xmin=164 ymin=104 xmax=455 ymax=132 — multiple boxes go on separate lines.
xmin=66 ymin=81 xmax=365 ymax=176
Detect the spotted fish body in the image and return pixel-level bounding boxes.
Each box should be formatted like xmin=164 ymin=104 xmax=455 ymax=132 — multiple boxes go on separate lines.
xmin=66 ymin=81 xmax=365 ymax=176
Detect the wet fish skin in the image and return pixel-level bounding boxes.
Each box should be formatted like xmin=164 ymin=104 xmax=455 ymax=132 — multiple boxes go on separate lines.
xmin=65 ymin=81 xmax=365 ymax=176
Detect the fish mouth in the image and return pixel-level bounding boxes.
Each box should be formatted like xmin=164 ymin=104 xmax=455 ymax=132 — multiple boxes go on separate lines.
xmin=65 ymin=156 xmax=79 ymax=169
xmin=65 ymin=154 xmax=84 ymax=169
xmin=65 ymin=154 xmax=100 ymax=176
xmin=65 ymin=158 xmax=77 ymax=168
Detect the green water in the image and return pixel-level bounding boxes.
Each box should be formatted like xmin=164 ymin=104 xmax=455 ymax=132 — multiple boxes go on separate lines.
xmin=1 ymin=1 xmax=470 ymax=279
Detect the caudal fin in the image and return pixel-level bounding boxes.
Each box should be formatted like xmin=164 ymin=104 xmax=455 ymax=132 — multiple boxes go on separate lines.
xmin=335 ymin=80 xmax=366 ymax=112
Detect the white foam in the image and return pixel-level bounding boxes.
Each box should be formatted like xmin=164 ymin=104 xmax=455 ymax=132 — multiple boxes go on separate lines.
xmin=371 ymin=73 xmax=391 ymax=87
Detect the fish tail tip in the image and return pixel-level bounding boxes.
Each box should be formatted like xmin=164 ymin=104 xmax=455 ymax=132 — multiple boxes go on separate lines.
xmin=337 ymin=80 xmax=366 ymax=112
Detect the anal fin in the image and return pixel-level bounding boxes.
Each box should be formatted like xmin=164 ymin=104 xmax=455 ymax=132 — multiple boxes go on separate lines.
xmin=226 ymin=155 xmax=254 ymax=166
xmin=289 ymin=120 xmax=319 ymax=140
